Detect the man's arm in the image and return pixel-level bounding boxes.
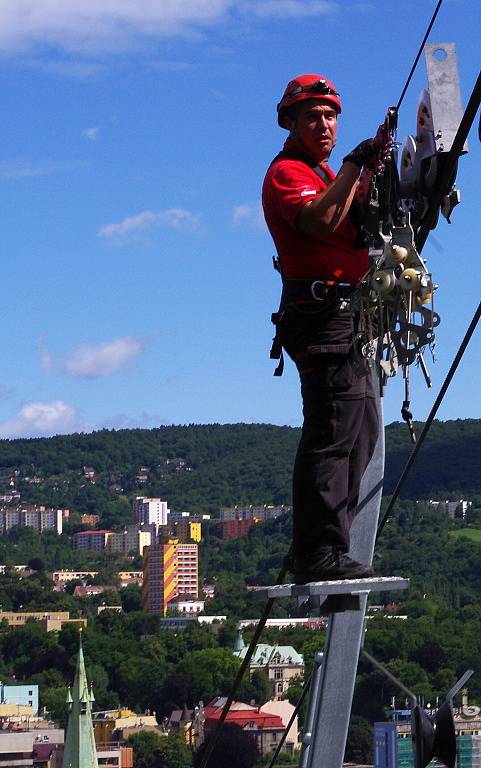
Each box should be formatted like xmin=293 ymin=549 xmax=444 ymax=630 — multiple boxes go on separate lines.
xmin=296 ymin=161 xmax=360 ymax=237
xmin=297 ymin=139 xmax=376 ymax=237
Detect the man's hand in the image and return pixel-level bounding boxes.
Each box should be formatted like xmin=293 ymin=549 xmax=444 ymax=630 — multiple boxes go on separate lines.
xmin=342 ymin=139 xmax=378 ymax=169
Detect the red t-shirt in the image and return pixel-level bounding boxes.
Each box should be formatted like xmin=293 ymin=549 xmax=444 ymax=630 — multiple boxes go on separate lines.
xmin=262 ymin=140 xmax=368 ymax=282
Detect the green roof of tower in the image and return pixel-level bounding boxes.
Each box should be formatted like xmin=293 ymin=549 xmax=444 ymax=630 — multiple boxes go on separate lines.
xmin=63 ymin=632 xmax=99 ymax=768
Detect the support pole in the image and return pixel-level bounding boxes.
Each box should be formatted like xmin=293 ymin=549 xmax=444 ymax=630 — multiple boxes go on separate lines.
xmin=300 ymin=389 xmax=385 ymax=768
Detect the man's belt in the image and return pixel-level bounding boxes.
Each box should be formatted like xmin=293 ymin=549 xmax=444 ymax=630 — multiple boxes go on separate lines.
xmin=283 ymin=278 xmax=356 ymax=304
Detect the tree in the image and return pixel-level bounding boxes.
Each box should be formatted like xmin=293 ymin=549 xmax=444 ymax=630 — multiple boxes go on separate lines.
xmin=125 ymin=731 xmax=191 ymax=768
xmin=345 ymin=716 xmax=373 ymax=764
xmin=42 ymin=686 xmax=69 ymax=728
xmin=155 ymin=733 xmax=192 ymax=768
xmin=126 ymin=731 xmax=162 ymax=768
xmin=193 ymin=724 xmax=258 ymax=768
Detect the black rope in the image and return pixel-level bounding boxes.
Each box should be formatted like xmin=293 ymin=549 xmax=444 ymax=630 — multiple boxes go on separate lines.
xmin=376 ymin=301 xmax=481 ymax=540
xmin=396 ymin=0 xmax=444 ymax=111
xmin=266 ymin=671 xmax=313 ymax=768
xmin=198 ymin=559 xmax=290 ymax=768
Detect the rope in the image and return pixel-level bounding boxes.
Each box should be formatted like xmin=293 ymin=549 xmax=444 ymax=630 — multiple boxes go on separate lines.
xmin=376 ymin=301 xmax=481 ymax=540
xmin=200 ymin=4 xmax=476 ymax=765
xmin=396 ymin=0 xmax=444 ymax=111
xmin=266 ymin=671 xmax=313 ymax=768
xmin=198 ymin=559 xmax=290 ymax=768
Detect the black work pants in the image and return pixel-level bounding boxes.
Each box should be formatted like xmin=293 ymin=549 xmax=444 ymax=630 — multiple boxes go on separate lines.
xmin=281 ymin=300 xmax=379 ymax=560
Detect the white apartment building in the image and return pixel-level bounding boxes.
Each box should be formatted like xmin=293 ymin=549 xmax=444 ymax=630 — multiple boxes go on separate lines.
xmin=0 ymin=506 xmax=63 ymax=535
xmin=133 ymin=497 xmax=170 ymax=526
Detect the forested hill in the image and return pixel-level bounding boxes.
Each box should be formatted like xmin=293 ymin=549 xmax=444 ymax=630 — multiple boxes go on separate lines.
xmin=0 ymin=420 xmax=480 ymax=515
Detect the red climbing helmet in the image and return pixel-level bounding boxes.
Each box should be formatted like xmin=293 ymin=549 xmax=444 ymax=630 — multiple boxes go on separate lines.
xmin=277 ymin=73 xmax=342 ymax=127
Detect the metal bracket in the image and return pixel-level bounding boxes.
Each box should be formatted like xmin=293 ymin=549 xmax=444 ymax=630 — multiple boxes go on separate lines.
xmin=425 ymin=43 xmax=467 ymax=153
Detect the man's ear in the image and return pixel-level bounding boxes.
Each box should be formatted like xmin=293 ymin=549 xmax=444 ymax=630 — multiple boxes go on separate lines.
xmin=284 ymin=115 xmax=296 ymax=134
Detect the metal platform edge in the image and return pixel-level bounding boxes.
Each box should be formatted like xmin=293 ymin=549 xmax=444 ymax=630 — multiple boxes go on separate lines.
xmin=251 ymin=576 xmax=409 ymax=600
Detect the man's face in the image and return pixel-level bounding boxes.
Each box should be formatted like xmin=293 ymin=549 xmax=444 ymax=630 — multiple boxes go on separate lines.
xmin=288 ymin=99 xmax=338 ymax=161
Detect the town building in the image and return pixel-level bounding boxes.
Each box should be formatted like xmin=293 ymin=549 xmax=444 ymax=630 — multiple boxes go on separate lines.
xmin=92 ymin=709 xmax=159 ymax=745
xmin=0 ymin=611 xmax=86 ymax=632
xmin=374 ymin=701 xmax=481 ymax=768
xmin=133 ymin=497 xmax=170 ymax=526
xmin=51 ymin=570 xmax=99 ymax=584
xmin=168 ymin=703 xmax=204 ymax=749
xmin=0 ymin=565 xmax=29 ymax=575
xmin=117 ymin=571 xmax=143 ymax=587
xmin=165 ymin=519 xmax=202 ymax=543
xmin=219 ymin=505 xmax=290 ymax=539
xmin=142 ymin=540 xmax=198 ymax=615
xmin=105 ymin=526 xmax=151 ymax=556
xmin=233 ymin=633 xmax=304 ymax=699
xmin=0 ymin=731 xmax=64 ymax=768
xmin=0 ymin=505 xmax=64 ymax=535
xmin=72 ymin=530 xmax=113 ymax=552
xmin=203 ymin=697 xmax=297 ymax=757
xmin=167 ymin=597 xmax=205 ymax=615
xmin=80 ymin=514 xmax=100 ymax=527
xmin=422 ymin=498 xmax=472 ymax=520
xmin=219 ymin=504 xmax=290 ymax=522
xmin=0 ymin=682 xmax=39 ymax=716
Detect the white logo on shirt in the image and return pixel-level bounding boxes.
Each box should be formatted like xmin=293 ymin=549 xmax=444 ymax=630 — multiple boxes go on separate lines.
xmin=300 ymin=189 xmax=317 ymax=197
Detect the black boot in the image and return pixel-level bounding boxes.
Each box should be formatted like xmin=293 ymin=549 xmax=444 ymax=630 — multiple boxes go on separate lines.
xmin=294 ymin=547 xmax=374 ymax=584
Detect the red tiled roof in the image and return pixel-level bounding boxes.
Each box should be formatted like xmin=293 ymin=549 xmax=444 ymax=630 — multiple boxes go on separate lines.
xmin=204 ymin=703 xmax=283 ymax=730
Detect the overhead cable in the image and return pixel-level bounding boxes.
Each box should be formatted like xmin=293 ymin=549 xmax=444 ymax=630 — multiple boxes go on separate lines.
xmin=376 ymin=300 xmax=481 ymax=540
xmin=197 ymin=560 xmax=289 ymax=768
xmin=396 ymin=0 xmax=444 ymax=111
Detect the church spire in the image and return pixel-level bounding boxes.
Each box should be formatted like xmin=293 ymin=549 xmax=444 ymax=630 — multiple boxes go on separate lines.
xmin=63 ymin=631 xmax=99 ymax=768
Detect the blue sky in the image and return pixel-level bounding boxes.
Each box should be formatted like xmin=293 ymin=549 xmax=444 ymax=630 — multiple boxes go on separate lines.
xmin=0 ymin=0 xmax=479 ymax=438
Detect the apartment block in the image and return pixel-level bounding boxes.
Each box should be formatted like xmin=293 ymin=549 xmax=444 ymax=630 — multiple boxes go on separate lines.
xmin=0 ymin=611 xmax=86 ymax=632
xmin=219 ymin=504 xmax=290 ymax=522
xmin=166 ymin=519 xmax=202 ymax=543
xmin=72 ymin=530 xmax=113 ymax=551
xmin=142 ymin=542 xmax=177 ymax=615
xmin=142 ymin=540 xmax=198 ymax=615
xmin=0 ymin=505 xmax=64 ymax=535
xmin=105 ymin=526 xmax=151 ymax=555
xmin=133 ymin=497 xmax=170 ymax=526
xmin=51 ymin=570 xmax=99 ymax=583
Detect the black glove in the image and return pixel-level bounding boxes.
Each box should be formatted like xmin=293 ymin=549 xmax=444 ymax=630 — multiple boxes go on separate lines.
xmin=343 ymin=139 xmax=376 ymax=169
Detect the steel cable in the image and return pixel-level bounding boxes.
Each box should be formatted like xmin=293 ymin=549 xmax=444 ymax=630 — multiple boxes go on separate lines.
xmin=376 ymin=300 xmax=481 ymax=540
xmin=199 ymin=3 xmax=477 ymax=765
xmin=396 ymin=0 xmax=444 ymax=111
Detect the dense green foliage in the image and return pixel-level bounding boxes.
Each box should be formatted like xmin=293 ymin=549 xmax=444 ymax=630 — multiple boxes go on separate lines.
xmin=0 ymin=420 xmax=480 ymax=522
xmin=125 ymin=731 xmax=192 ymax=768
xmin=1 ymin=420 xmax=481 ymax=765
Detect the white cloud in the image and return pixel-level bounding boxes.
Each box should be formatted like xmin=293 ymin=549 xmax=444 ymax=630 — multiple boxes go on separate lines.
xmin=82 ymin=126 xmax=100 ymax=141
xmin=232 ymin=201 xmax=264 ymax=229
xmin=0 ymin=400 xmax=82 ymax=439
xmin=98 ymin=208 xmax=201 ymax=238
xmin=241 ymin=0 xmax=338 ymax=18
xmin=0 ymin=1 xmax=231 ymax=54
xmin=0 ymin=160 xmax=87 ymax=179
xmin=64 ymin=336 xmax=144 ymax=378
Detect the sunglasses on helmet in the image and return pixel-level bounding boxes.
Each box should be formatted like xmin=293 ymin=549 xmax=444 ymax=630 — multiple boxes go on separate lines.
xmin=289 ymin=80 xmax=340 ymax=98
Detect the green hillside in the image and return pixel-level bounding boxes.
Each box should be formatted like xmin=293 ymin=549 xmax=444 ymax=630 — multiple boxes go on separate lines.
xmin=0 ymin=419 xmax=479 ymax=518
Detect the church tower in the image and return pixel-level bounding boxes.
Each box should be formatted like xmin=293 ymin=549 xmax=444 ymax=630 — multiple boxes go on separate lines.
xmin=63 ymin=632 xmax=99 ymax=768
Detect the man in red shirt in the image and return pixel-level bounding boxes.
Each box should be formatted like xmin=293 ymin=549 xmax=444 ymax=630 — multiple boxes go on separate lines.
xmin=262 ymin=74 xmax=379 ymax=583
